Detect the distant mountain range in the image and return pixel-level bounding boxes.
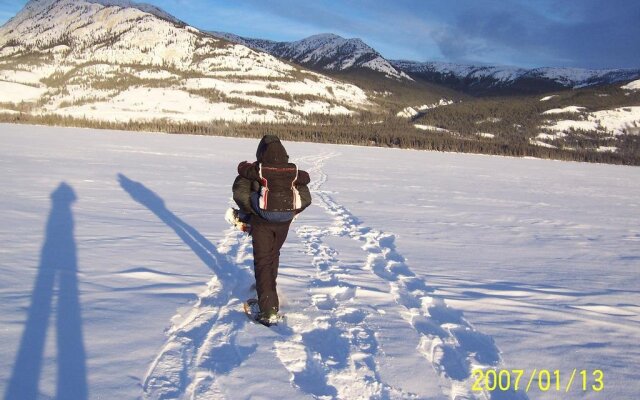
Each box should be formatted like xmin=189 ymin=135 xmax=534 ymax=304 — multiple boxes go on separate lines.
xmin=391 ymin=60 xmax=640 ymax=95
xmin=211 ymin=31 xmax=640 ymax=95
xmin=4 ymin=0 xmax=638 ymax=99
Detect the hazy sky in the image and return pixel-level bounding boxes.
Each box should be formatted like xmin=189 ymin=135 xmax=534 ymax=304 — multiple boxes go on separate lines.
xmin=1 ymin=0 xmax=639 ymax=69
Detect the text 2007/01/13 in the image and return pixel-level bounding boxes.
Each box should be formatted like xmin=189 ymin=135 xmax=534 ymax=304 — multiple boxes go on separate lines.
xmin=471 ymin=369 xmax=604 ymax=393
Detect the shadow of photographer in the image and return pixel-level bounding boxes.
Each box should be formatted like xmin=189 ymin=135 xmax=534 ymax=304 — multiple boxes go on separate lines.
xmin=5 ymin=182 xmax=88 ymax=400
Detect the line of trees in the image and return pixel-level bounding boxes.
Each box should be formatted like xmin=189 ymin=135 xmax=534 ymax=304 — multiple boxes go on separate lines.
xmin=1 ymin=112 xmax=637 ymax=165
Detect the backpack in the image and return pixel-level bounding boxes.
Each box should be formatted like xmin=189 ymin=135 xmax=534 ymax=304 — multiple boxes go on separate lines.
xmin=257 ymin=162 xmax=309 ymax=212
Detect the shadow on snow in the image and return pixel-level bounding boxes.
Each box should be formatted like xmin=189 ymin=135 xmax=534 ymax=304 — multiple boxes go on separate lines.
xmin=5 ymin=183 xmax=88 ymax=400
xmin=118 ymin=173 xmax=229 ymax=278
xmin=118 ymin=174 xmax=262 ymax=397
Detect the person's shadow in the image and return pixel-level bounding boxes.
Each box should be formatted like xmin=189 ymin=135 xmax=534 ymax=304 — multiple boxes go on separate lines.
xmin=118 ymin=174 xmax=269 ymax=394
xmin=117 ymin=174 xmax=229 ymax=278
xmin=5 ymin=183 xmax=88 ymax=400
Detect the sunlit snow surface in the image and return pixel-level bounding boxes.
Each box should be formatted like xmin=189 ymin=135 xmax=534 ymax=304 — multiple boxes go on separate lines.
xmin=621 ymin=79 xmax=640 ymax=90
xmin=543 ymin=106 xmax=640 ymax=136
xmin=1 ymin=124 xmax=639 ymax=400
xmin=541 ymin=106 xmax=586 ymax=115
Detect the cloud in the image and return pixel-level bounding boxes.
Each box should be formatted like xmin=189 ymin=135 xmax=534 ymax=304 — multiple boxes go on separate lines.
xmin=429 ymin=0 xmax=640 ymax=68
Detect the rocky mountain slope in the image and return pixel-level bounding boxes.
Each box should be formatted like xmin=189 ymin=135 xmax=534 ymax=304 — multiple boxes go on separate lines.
xmin=211 ymin=32 xmax=411 ymax=80
xmin=0 ymin=0 xmax=373 ymax=124
xmin=210 ymin=32 xmax=409 ymax=81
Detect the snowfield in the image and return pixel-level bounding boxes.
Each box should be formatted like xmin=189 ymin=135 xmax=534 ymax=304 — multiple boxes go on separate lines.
xmin=52 ymin=87 xmax=302 ymax=124
xmin=0 ymin=81 xmax=47 ymax=103
xmin=621 ymin=79 xmax=640 ymax=90
xmin=396 ymin=100 xmax=454 ymax=119
xmin=543 ymin=106 xmax=640 ymax=136
xmin=414 ymin=124 xmax=450 ymax=133
xmin=1 ymin=124 xmax=639 ymax=400
xmin=541 ymin=106 xmax=586 ymax=115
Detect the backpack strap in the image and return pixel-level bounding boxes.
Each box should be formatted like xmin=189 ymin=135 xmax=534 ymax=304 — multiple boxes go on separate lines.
xmin=291 ymin=164 xmax=302 ymax=210
xmin=257 ymin=163 xmax=269 ymax=209
xmin=293 ymin=164 xmax=299 ymax=182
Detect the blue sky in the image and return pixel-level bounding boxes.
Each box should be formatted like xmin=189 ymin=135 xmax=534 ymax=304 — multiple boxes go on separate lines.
xmin=2 ymin=0 xmax=639 ymax=69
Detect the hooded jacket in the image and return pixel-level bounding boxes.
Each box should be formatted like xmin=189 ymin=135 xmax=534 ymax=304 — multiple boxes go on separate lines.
xmin=255 ymin=135 xmax=290 ymax=164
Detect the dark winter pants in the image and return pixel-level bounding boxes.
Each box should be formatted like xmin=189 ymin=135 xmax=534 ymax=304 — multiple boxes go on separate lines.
xmin=251 ymin=218 xmax=291 ymax=314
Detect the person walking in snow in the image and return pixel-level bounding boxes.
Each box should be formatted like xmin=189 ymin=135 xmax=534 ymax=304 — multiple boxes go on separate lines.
xmin=227 ymin=135 xmax=311 ymax=326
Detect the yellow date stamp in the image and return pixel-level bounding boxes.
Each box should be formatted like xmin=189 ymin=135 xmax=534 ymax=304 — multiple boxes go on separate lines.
xmin=471 ymin=369 xmax=604 ymax=393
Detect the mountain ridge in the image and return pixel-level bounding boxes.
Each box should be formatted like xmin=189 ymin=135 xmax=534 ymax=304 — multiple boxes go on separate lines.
xmin=4 ymin=0 xmax=639 ymax=95
xmin=210 ymin=30 xmax=640 ymax=94
xmin=392 ymin=59 xmax=640 ymax=95
xmin=16 ymin=0 xmax=185 ymax=26
xmin=209 ymin=31 xmax=410 ymax=80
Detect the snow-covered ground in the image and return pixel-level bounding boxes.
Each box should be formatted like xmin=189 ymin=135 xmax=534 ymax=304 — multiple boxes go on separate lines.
xmin=621 ymin=79 xmax=640 ymax=91
xmin=542 ymin=106 xmax=585 ymax=115
xmin=536 ymin=132 xmax=566 ymax=140
xmin=529 ymin=138 xmax=557 ymax=149
xmin=414 ymin=124 xmax=450 ymax=133
xmin=397 ymin=100 xmax=454 ymax=119
xmin=1 ymin=124 xmax=639 ymax=400
xmin=543 ymin=106 xmax=640 ymax=136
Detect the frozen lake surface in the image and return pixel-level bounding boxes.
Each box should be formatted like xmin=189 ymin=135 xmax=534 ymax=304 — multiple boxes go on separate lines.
xmin=1 ymin=123 xmax=638 ymax=399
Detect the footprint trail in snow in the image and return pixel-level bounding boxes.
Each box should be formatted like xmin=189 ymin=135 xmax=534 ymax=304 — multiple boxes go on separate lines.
xmin=141 ymin=153 xmax=526 ymax=399
xmin=281 ymin=153 xmax=527 ymax=400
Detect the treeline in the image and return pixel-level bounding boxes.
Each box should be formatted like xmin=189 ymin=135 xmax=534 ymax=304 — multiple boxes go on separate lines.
xmin=1 ymin=112 xmax=638 ymax=166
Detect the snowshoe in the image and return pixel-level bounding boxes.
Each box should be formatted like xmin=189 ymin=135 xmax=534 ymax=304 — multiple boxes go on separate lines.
xmin=243 ymin=299 xmax=284 ymax=327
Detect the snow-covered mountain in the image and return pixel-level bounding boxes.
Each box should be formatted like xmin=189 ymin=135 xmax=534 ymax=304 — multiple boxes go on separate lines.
xmin=392 ymin=60 xmax=640 ymax=95
xmin=0 ymin=0 xmax=372 ymax=124
xmin=211 ymin=32 xmax=410 ymax=80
